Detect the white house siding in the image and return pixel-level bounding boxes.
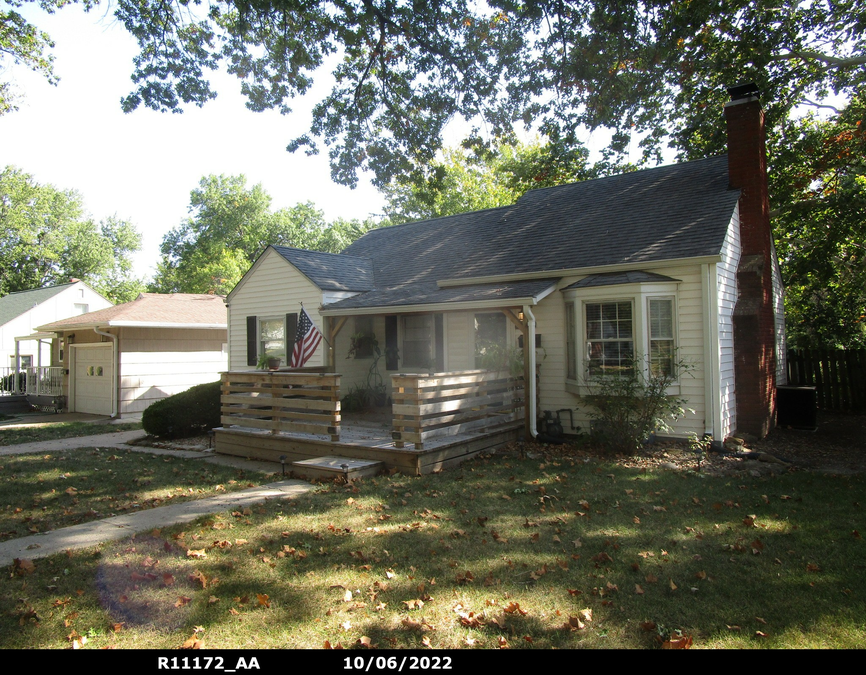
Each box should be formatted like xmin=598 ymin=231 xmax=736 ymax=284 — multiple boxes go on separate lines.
xmin=772 ymin=247 xmax=787 ymax=386
xmin=118 ymin=327 xmax=227 ymax=415
xmin=227 ymin=248 xmax=324 ymax=371
xmin=716 ymin=208 xmax=741 ymax=439
xmin=1 ymin=283 xmax=111 ymax=367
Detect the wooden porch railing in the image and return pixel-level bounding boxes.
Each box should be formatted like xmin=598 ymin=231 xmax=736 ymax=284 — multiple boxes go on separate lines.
xmin=391 ymin=370 xmax=525 ymax=450
xmin=220 ymin=371 xmax=341 ymax=441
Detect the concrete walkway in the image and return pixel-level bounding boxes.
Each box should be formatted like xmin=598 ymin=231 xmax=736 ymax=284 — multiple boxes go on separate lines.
xmin=0 ymin=428 xmax=316 ymax=566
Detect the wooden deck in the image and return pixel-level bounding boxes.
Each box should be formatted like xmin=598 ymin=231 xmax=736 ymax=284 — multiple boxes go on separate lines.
xmin=214 ymin=419 xmax=523 ymax=475
xmin=215 ymin=368 xmax=525 ymax=475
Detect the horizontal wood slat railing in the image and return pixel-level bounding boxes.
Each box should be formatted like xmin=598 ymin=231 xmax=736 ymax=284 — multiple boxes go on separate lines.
xmin=221 ymin=371 xmax=341 ymax=441
xmin=391 ymin=370 xmax=524 ymax=450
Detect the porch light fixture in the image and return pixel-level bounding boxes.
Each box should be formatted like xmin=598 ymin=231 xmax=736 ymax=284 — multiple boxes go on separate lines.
xmin=517 ymin=311 xmax=525 ymax=322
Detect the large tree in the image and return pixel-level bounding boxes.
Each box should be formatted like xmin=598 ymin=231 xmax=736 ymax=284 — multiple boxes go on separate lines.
xmin=150 ymin=174 xmax=374 ymax=294
xmin=770 ymin=93 xmax=866 ymax=349
xmin=0 ymin=165 xmax=144 ymax=302
xmin=5 ymin=2 xmax=862 ymax=184
xmin=382 ymin=139 xmax=601 ymax=223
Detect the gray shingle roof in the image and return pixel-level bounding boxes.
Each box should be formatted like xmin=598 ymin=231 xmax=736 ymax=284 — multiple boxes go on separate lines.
xmin=272 ymin=246 xmax=373 ymax=291
xmin=324 ymin=279 xmax=560 ymax=311
xmin=0 ymin=283 xmax=76 ymax=327
xmin=561 ymin=271 xmax=681 ymax=290
xmin=342 ymin=155 xmax=738 ymax=288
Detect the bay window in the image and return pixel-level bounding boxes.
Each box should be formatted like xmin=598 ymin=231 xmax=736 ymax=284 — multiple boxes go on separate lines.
xmin=563 ymin=274 xmax=679 ymax=387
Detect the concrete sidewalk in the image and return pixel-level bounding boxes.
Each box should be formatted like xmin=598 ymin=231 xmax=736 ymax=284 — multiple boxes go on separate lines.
xmin=0 ymin=479 xmax=314 ymax=566
xmin=0 ymin=428 xmax=316 ymax=566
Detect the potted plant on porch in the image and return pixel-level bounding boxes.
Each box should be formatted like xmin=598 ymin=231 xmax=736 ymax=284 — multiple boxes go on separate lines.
xmin=256 ymin=353 xmax=284 ymax=370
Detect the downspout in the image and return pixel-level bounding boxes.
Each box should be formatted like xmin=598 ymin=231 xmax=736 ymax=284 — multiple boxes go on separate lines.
xmin=524 ymin=305 xmax=538 ymax=438
xmin=93 ymin=327 xmax=118 ymax=418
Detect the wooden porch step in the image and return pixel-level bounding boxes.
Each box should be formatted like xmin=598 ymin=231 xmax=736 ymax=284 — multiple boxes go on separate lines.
xmin=291 ymin=456 xmax=384 ymax=482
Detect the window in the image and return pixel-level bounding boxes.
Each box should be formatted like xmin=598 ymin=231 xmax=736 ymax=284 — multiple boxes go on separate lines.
xmin=474 ymin=312 xmax=507 ymax=368
xmin=585 ymin=301 xmax=634 ymax=376
xmin=563 ymin=276 xmax=679 ymax=386
xmin=402 ymin=315 xmax=433 ymax=368
xmin=259 ymin=317 xmax=286 ymax=358
xmin=74 ymin=303 xmax=89 ymax=315
xmin=352 ymin=316 xmax=375 ymax=359
xmin=648 ymin=298 xmax=675 ymax=376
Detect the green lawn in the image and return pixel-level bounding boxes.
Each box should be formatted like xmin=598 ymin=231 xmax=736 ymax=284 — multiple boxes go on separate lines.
xmin=0 ymin=421 xmax=143 ymax=446
xmin=2 ymin=447 xmax=864 ymax=649
xmin=0 ymin=448 xmax=265 ymax=539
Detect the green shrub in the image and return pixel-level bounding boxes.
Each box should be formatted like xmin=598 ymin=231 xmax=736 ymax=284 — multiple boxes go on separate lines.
xmin=142 ymin=380 xmax=222 ymax=439
xmin=577 ymin=355 xmax=692 ymax=454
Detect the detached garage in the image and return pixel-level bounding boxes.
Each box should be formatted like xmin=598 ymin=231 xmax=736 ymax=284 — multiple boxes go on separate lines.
xmin=37 ymin=293 xmax=227 ymax=417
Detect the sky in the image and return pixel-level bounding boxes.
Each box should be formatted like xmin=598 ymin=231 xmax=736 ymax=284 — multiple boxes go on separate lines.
xmin=0 ymin=6 xmax=386 ymax=281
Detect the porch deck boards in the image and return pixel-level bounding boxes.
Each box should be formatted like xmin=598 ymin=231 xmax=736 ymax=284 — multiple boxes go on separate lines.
xmin=214 ymin=419 xmax=523 ymax=476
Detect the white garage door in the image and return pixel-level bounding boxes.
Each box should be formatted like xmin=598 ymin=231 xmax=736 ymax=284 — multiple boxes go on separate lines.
xmin=72 ymin=344 xmax=113 ymax=415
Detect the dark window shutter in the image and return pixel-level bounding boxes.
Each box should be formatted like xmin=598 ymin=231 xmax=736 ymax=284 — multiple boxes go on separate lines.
xmin=246 ymin=316 xmax=258 ymax=366
xmin=434 ymin=314 xmax=445 ymax=372
xmin=385 ymin=316 xmax=398 ymax=370
xmin=286 ymin=312 xmax=298 ymax=358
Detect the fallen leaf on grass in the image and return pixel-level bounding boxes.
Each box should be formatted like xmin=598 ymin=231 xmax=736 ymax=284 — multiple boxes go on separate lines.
xmin=187 ymin=549 xmax=207 ymax=559
xmin=175 ymin=596 xmax=192 ymax=608
xmin=662 ymin=634 xmax=693 ymax=649
xmin=181 ymin=635 xmax=203 ymax=649
xmin=13 ymin=558 xmax=35 ymax=575
xmin=257 ymin=593 xmax=271 ymax=608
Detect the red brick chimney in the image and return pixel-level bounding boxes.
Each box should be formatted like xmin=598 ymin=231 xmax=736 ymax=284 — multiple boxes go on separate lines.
xmin=725 ymin=83 xmax=776 ymax=438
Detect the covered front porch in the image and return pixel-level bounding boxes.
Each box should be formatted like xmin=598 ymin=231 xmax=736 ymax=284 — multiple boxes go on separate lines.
xmin=214 ymin=368 xmax=526 ymax=475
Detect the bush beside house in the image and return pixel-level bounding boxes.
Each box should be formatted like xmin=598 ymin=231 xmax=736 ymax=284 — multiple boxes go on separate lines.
xmin=142 ymin=380 xmax=221 ymax=439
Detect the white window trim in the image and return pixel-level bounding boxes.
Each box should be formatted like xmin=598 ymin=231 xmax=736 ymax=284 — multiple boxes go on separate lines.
xmin=563 ymin=281 xmax=680 ymax=396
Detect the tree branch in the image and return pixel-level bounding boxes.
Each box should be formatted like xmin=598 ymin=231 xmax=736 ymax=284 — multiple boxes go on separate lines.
xmin=769 ymin=50 xmax=866 ymax=71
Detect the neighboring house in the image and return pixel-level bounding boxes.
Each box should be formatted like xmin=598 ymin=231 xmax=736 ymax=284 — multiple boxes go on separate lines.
xmin=0 ymin=281 xmax=112 ymax=372
xmin=226 ymin=84 xmax=785 ymax=442
xmin=37 ymin=293 xmax=228 ymax=417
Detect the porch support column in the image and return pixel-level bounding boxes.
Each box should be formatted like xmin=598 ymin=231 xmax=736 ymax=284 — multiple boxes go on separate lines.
xmin=326 ymin=317 xmax=348 ymax=372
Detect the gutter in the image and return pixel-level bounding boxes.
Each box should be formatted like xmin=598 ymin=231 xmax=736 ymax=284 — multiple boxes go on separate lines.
xmin=524 ymin=305 xmax=538 ymax=439
xmin=435 ymin=256 xmax=724 ymax=288
xmin=93 ymin=327 xmax=119 ymax=418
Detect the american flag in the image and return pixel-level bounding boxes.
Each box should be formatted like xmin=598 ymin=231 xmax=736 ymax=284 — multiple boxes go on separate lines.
xmin=290 ymin=307 xmax=323 ymax=368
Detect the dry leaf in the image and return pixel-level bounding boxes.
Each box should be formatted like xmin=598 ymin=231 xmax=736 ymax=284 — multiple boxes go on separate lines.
xmin=257 ymin=593 xmax=271 ymax=608
xmin=181 ymin=635 xmax=203 ymax=649
xmin=662 ymin=634 xmax=693 ymax=649
xmin=13 ymin=558 xmax=35 ymax=575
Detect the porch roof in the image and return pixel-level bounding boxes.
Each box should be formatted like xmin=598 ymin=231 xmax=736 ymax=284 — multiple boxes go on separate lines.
xmin=320 ymin=279 xmax=560 ymax=315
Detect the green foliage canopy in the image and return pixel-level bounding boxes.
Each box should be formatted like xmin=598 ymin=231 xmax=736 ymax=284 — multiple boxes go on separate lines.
xmin=4 ymin=1 xmax=860 ymax=185
xmin=149 ymin=174 xmax=374 ymax=294
xmin=382 ymin=140 xmax=601 ymax=224
xmin=770 ymin=93 xmax=866 ymax=348
xmin=0 ymin=165 xmax=144 ymax=302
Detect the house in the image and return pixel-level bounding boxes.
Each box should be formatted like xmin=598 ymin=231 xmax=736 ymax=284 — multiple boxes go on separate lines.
xmin=36 ymin=293 xmax=228 ymax=417
xmin=225 ymin=83 xmax=785 ymax=453
xmin=0 ymin=280 xmax=112 ymax=373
